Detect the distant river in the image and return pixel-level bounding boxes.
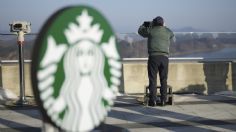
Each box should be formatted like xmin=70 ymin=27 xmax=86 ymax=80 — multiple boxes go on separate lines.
xmin=178 ymin=48 xmax=236 ymax=58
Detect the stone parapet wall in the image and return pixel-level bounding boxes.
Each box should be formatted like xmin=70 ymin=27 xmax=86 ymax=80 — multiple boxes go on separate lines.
xmin=0 ymin=60 xmax=235 ymax=98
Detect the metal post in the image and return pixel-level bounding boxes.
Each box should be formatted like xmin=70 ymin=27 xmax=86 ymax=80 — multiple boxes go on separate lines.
xmin=16 ymin=31 xmax=28 ymax=105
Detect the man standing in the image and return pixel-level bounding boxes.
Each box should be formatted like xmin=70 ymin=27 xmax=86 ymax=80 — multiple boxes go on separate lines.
xmin=138 ymin=16 xmax=175 ymax=106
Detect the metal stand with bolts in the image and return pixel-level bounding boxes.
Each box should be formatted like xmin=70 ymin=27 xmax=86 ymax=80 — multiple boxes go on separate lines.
xmin=15 ymin=31 xmax=28 ymax=105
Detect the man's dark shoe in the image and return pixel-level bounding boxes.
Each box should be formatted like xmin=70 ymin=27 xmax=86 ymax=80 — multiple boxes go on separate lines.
xmin=148 ymin=100 xmax=157 ymax=107
xmin=160 ymin=100 xmax=166 ymax=106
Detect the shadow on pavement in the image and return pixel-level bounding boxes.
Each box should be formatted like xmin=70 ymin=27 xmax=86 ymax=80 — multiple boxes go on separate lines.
xmin=0 ymin=98 xmax=42 ymax=131
xmin=110 ymin=95 xmax=236 ymax=131
xmin=94 ymin=123 xmax=129 ymax=132
xmin=0 ymin=118 xmax=40 ymax=132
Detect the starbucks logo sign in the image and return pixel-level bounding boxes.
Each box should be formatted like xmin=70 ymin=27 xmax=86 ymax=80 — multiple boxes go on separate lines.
xmin=31 ymin=6 xmax=121 ymax=131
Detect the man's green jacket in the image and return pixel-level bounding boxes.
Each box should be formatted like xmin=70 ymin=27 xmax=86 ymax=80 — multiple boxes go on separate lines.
xmin=138 ymin=25 xmax=175 ymax=57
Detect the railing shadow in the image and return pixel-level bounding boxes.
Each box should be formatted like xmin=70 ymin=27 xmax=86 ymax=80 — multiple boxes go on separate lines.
xmin=109 ymin=95 xmax=236 ymax=131
xmin=0 ymin=90 xmax=41 ymax=131
xmin=0 ymin=118 xmax=40 ymax=132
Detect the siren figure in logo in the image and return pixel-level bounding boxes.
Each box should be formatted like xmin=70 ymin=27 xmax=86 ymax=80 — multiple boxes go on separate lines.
xmin=56 ymin=40 xmax=109 ymax=131
xmin=37 ymin=10 xmax=121 ymax=132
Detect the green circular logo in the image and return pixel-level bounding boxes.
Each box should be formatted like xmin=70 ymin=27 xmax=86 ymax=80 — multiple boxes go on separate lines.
xmin=31 ymin=6 xmax=121 ymax=131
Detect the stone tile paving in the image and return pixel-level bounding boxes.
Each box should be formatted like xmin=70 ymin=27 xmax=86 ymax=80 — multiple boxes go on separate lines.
xmin=0 ymin=94 xmax=235 ymax=132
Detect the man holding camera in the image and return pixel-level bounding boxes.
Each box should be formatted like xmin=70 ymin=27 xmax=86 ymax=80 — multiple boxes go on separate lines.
xmin=138 ymin=16 xmax=175 ymax=106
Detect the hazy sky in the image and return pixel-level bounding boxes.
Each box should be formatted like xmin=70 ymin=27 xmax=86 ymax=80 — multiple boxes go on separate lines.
xmin=0 ymin=0 xmax=236 ymax=33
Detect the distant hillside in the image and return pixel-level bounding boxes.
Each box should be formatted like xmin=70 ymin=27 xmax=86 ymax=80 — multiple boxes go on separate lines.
xmin=117 ymin=32 xmax=236 ymax=58
xmin=173 ymin=27 xmax=205 ymax=32
xmin=0 ymin=36 xmax=35 ymax=60
xmin=0 ymin=33 xmax=236 ymax=60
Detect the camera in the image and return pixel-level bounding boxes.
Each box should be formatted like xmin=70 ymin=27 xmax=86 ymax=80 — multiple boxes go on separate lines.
xmin=9 ymin=21 xmax=31 ymax=33
xmin=143 ymin=21 xmax=152 ymax=27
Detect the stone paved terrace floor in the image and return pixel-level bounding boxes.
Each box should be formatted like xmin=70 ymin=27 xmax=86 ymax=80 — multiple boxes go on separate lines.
xmin=0 ymin=92 xmax=236 ymax=132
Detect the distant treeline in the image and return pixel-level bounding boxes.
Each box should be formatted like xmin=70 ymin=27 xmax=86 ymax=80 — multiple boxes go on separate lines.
xmin=0 ymin=38 xmax=34 ymax=60
xmin=0 ymin=33 xmax=236 ymax=60
xmin=118 ymin=33 xmax=236 ymax=58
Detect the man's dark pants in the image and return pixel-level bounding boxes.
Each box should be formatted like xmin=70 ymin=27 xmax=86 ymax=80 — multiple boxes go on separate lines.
xmin=148 ymin=55 xmax=169 ymax=103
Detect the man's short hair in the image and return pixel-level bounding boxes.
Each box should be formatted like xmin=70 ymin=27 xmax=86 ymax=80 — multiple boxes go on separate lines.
xmin=153 ymin=16 xmax=164 ymax=26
